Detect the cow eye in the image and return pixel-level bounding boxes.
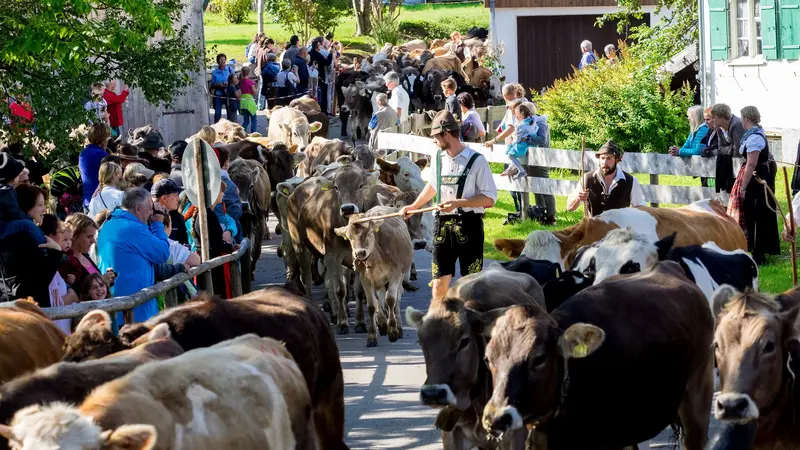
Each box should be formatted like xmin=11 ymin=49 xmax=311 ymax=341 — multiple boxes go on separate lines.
xmin=619 ymin=261 xmax=640 ymax=274
xmin=764 ymin=340 xmax=775 ymax=354
xmin=458 ymin=337 xmax=469 ymax=351
xmin=531 ymin=354 xmax=547 ymax=368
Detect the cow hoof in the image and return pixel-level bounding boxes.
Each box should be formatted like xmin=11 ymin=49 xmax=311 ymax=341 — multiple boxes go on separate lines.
xmin=388 ymin=330 xmax=400 ymax=343
xmin=402 ymin=280 xmax=419 ymax=292
xmin=378 ymin=324 xmax=388 ymax=336
xmin=410 ymin=272 xmax=418 ymax=281
xmin=337 ymin=323 xmax=350 ymax=335
xmin=367 ymin=337 xmax=377 ymax=347
xmin=277 ymin=246 xmax=284 ymax=258
xmin=274 ymin=225 xmax=282 ymax=235
xmin=354 ymin=323 xmax=368 ymax=333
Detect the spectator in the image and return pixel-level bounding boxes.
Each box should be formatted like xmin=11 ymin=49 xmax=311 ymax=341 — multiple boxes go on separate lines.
xmin=458 ymin=92 xmax=485 ymax=143
xmin=239 ymin=66 xmax=258 ymax=133
xmin=102 ymin=80 xmax=130 ymax=136
xmin=711 ymin=103 xmax=745 ymax=193
xmin=131 ymin=128 xmax=171 ymax=174
xmin=0 ymin=153 xmax=46 ymax=245
xmin=79 ymin=123 xmax=111 ymax=209
xmin=210 ymin=53 xmax=235 ymax=124
xmin=441 ymin=78 xmax=461 ymax=120
xmin=246 ymin=33 xmax=263 ymax=64
xmin=293 ymin=47 xmax=310 ymax=98
xmin=78 ymin=273 xmax=109 ymax=302
xmin=162 ymin=213 xmax=199 ymax=302
xmin=59 ymin=213 xmax=116 ymax=291
xmin=168 ymin=140 xmax=187 ymax=189
xmin=604 ymin=44 xmax=618 ymax=65
xmin=309 ymin=37 xmax=334 ymax=113
xmin=578 ymin=40 xmax=597 ymax=69
xmin=783 ymin=191 xmax=800 ymax=242
xmin=97 ymin=187 xmax=170 ymax=323
xmin=152 ymin=178 xmax=188 ymax=245
xmin=2 ymin=142 xmax=47 ymax=187
xmin=183 ymin=182 xmax=234 ymax=297
xmin=260 ymin=53 xmax=281 ymax=110
xmin=39 ymin=214 xmax=78 ymax=334
xmin=500 ymin=101 xmax=538 ymax=180
xmin=385 ymin=71 xmax=410 ymax=124
xmin=215 ymin=147 xmax=243 ymax=224
xmin=726 ymin=106 xmax=780 ymax=265
xmin=225 ymin=73 xmax=241 ymax=124
xmin=195 ymin=126 xmax=219 ymax=146
xmin=87 ymin=161 xmax=124 ymax=218
xmin=116 ymin=143 xmax=144 ymax=172
xmin=525 ymin=104 xmax=556 ymax=224
xmin=123 ymin=163 xmax=155 ymax=191
xmin=281 ymin=35 xmax=301 ymax=64
xmin=84 ymin=83 xmax=110 ymax=126
xmin=486 ymin=84 xmax=527 ymax=218
xmin=275 ymin=59 xmax=299 ymax=106
xmin=368 ymin=93 xmax=398 ymax=151
xmin=669 ymin=105 xmax=709 ymax=157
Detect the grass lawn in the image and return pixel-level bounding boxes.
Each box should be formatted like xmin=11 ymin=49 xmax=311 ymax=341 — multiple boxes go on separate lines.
xmin=483 ymin=167 xmax=797 ymax=294
xmin=203 ymin=3 xmax=488 ymax=64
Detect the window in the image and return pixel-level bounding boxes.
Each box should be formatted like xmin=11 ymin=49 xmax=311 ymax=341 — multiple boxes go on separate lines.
xmin=732 ymin=0 xmax=762 ymax=57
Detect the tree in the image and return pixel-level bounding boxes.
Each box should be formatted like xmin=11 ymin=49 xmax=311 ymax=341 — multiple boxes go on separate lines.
xmin=0 ymin=0 xmax=203 ymax=166
xmin=265 ymin=0 xmax=350 ymax=43
xmin=352 ymin=0 xmax=371 ymax=36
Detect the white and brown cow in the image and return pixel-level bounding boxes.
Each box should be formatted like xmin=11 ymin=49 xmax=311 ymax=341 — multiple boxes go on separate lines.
xmin=494 ymin=200 xmax=747 ymax=270
xmin=1 ymin=335 xmax=314 ymax=450
xmin=267 ymin=106 xmax=322 ymax=152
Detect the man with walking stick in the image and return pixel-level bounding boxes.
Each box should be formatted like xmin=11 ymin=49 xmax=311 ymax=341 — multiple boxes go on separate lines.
xmin=399 ymin=111 xmax=497 ymax=301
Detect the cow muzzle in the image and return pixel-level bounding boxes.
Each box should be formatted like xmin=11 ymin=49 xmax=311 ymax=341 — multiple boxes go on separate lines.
xmin=714 ymin=393 xmax=759 ymax=422
xmin=354 ymin=248 xmax=368 ymax=261
xmin=419 ymin=384 xmax=457 ymax=407
xmin=340 ymin=203 xmax=359 ymax=217
xmin=482 ymin=405 xmax=524 ymax=436
xmin=413 ymin=239 xmax=428 ymax=251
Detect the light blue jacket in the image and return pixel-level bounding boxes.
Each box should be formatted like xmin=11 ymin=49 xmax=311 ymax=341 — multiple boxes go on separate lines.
xmin=97 ymin=209 xmax=170 ymax=323
xmin=220 ymin=170 xmax=243 ymax=222
xmin=679 ymin=123 xmax=709 ymax=156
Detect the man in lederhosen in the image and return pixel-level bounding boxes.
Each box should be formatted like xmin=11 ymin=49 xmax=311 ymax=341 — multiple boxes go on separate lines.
xmin=399 ymin=110 xmax=497 ymax=301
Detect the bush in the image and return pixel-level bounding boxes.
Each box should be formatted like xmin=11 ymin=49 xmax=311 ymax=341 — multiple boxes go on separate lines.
xmin=531 ymin=47 xmax=694 ymax=154
xmin=398 ymin=16 xmax=489 ymax=42
xmin=371 ymin=16 xmax=402 ymax=47
xmin=211 ymin=0 xmax=251 ymax=24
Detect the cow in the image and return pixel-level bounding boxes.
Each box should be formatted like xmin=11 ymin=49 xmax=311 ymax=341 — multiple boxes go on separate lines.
xmin=334 ymin=69 xmax=371 ymax=138
xmin=541 ymin=270 xmax=594 ymax=312
xmin=229 ymin=158 xmax=272 ymax=279
xmin=267 ymin=106 xmax=323 ymax=151
xmin=709 ymin=286 xmax=800 ymax=450
xmin=405 ymin=265 xmax=545 ymax=450
xmin=0 ymin=322 xmax=182 ymax=447
xmin=493 ymin=200 xmax=748 ymax=270
xmin=400 ymin=67 xmax=423 ymax=113
xmin=581 ymin=228 xmax=759 ymax=301
xmin=480 ymin=261 xmax=714 ymax=450
xmin=287 ymin=163 xmax=378 ymax=334
xmin=335 ymin=207 xmax=414 ymax=347
xmin=299 ymin=137 xmax=352 ymax=178
xmin=400 ymin=39 xmax=427 ymax=52
xmin=290 ymin=96 xmax=330 ymax=140
xmin=352 ymin=144 xmax=384 ymax=172
xmin=421 ymin=68 xmax=448 ymax=111
xmin=376 ymin=156 xmax=428 ymax=192
xmin=423 ymin=54 xmax=467 ymax=80
xmin=0 ymin=299 xmax=65 ymax=385
xmin=2 ymin=335 xmax=316 ymax=450
xmin=340 ymin=79 xmax=385 ymax=143
xmin=497 ymin=255 xmax=561 ymax=287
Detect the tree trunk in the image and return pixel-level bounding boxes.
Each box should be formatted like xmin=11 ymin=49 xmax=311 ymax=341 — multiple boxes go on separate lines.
xmin=257 ymin=0 xmax=264 ymax=33
xmin=352 ymin=0 xmax=371 ymax=36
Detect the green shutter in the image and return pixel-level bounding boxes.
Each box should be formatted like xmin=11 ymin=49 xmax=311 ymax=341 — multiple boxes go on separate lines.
xmin=781 ymin=0 xmax=800 ymax=59
xmin=761 ymin=0 xmax=779 ymax=59
xmin=709 ymin=0 xmax=730 ymax=60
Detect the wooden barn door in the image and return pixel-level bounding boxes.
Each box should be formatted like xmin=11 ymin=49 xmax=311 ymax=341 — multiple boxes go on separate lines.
xmin=517 ymin=14 xmax=649 ymax=94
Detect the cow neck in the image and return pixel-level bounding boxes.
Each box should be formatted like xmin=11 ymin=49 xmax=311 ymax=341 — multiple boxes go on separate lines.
xmin=757 ymin=350 xmax=798 ymax=436
xmin=532 ymin=355 xmax=571 ymax=431
xmin=469 ymin=336 xmax=491 ymax=412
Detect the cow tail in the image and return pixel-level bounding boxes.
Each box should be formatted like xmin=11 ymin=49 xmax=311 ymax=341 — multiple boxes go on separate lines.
xmin=669 ymin=421 xmax=684 ymax=448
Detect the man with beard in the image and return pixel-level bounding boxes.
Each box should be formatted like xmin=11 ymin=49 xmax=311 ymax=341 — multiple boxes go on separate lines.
xmin=567 ymin=139 xmax=645 ymax=216
xmin=399 ymin=110 xmax=497 ymax=301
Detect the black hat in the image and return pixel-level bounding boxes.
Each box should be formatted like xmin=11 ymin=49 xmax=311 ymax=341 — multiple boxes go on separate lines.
xmin=595 ymin=140 xmax=621 ymax=158
xmin=132 ymin=129 xmax=165 ymax=151
xmin=169 ymin=140 xmax=188 ymax=161
xmin=0 ymin=153 xmax=25 ymax=183
xmin=151 ymin=179 xmax=182 ymax=198
xmin=430 ymin=110 xmax=460 ymax=136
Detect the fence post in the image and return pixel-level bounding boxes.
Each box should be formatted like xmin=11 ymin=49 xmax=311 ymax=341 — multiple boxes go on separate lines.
xmin=650 ymin=174 xmax=660 ymax=208
xmin=230 ymin=259 xmax=243 ymax=297
xmin=193 ymin=140 xmax=214 ymax=293
xmin=240 ymin=249 xmax=252 ymax=294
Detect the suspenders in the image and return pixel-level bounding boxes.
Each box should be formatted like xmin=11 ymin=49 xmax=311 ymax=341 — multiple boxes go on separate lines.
xmin=435 ymin=151 xmax=481 ymax=215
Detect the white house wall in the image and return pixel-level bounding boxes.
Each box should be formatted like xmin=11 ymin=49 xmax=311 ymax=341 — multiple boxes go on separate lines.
xmin=494 ymin=6 xmax=660 ymax=84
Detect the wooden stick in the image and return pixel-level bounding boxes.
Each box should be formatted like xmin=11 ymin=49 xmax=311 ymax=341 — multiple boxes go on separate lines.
xmin=193 ymin=140 xmax=213 ymax=292
xmin=349 ymin=206 xmax=439 ymax=224
xmin=580 ymin=136 xmax=589 ymax=218
xmin=783 ymin=166 xmax=798 ymax=286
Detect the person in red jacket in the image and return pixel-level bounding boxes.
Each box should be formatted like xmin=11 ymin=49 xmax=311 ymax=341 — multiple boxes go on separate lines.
xmin=102 ymin=80 xmax=129 ymax=136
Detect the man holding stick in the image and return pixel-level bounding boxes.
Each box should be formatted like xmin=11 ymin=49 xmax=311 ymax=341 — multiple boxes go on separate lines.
xmin=399 ymin=111 xmax=497 ymax=301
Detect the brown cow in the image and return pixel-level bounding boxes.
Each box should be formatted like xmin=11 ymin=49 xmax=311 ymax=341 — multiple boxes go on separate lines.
xmin=0 ymin=321 xmax=182 ymax=447
xmin=494 ymin=200 xmax=747 ymax=269
xmin=299 ymin=137 xmax=352 ymax=178
xmin=290 ymin=96 xmax=330 ymax=140
xmin=405 ymin=265 xmax=545 ymax=450
xmin=229 ymin=158 xmax=272 ymax=278
xmin=710 ymin=286 xmax=800 ymax=450
xmin=2 ymin=335 xmax=315 ymax=450
xmin=423 ymin=54 xmax=467 ymax=80
xmin=481 ymin=261 xmax=713 ymax=450
xmin=0 ymin=299 xmax=65 ymax=384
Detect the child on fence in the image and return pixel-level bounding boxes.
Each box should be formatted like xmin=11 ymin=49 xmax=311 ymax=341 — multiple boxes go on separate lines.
xmin=500 ymin=101 xmax=539 ymax=180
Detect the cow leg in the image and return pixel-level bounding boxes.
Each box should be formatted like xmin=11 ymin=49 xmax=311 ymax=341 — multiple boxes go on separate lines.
xmin=353 ymin=274 xmax=367 ymax=333
xmin=410 ymin=261 xmax=418 ymax=281
xmin=375 ymin=286 xmax=389 ymax=336
xmin=385 ymin=276 xmax=403 ymax=342
xmin=312 ymin=255 xmax=324 ymax=286
xmin=325 ymin=253 xmax=350 ymax=334
xmin=271 ymin=192 xmax=282 ymax=236
xmin=296 ymin=249 xmax=314 ymax=300
xmin=442 ymin=428 xmax=470 ymax=450
xmin=361 ymin=274 xmax=379 ymax=347
xmin=678 ymin=354 xmax=714 ymax=450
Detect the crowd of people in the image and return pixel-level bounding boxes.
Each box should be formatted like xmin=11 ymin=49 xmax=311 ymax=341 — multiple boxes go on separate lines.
xmin=0 ymin=121 xmax=248 ymax=334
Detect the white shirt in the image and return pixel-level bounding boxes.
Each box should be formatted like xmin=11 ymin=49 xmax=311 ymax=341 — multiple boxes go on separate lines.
xmin=168 ymin=239 xmax=191 ymax=265
xmin=788 ymin=191 xmax=800 ymax=233
xmin=568 ymin=167 xmax=646 ymax=208
xmin=48 ymin=273 xmax=72 ymax=335
xmin=389 ymin=85 xmax=410 ymax=124
xmin=88 ymin=186 xmax=124 ymax=218
xmin=427 ymin=146 xmax=498 ymax=215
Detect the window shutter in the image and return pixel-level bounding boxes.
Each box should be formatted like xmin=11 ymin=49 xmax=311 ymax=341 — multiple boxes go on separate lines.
xmin=761 ymin=0 xmax=779 ymax=59
xmin=709 ymin=0 xmax=730 ymax=60
xmin=781 ymin=0 xmax=800 ymax=59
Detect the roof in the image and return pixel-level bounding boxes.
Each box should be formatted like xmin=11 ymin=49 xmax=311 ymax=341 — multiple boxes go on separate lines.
xmin=660 ymin=43 xmax=699 ymax=74
xmin=485 ymin=0 xmax=655 ymax=8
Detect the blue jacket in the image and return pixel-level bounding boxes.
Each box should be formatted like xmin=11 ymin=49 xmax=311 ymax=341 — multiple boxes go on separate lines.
xmin=679 ymin=123 xmax=709 ymax=156
xmin=220 ymin=170 xmax=243 ymax=222
xmin=293 ymin=56 xmax=309 ymax=93
xmin=79 ymin=144 xmax=108 ymax=207
xmin=96 ymin=209 xmax=170 ymax=323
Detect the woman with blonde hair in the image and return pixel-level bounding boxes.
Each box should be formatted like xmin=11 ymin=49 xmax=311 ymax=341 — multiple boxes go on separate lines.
xmin=194 ymin=126 xmax=218 ymax=146
xmin=87 ymin=161 xmax=124 ymax=218
xmin=669 ymin=105 xmax=709 ymax=156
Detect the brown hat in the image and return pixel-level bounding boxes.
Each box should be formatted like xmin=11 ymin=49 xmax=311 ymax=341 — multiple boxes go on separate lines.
xmin=595 ymin=140 xmax=621 ymax=158
xmin=117 ymin=143 xmax=145 ymax=162
xmin=430 ymin=110 xmax=460 ymax=136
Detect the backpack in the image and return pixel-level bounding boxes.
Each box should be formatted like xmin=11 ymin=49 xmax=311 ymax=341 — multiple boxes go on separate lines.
xmin=262 ymin=64 xmax=279 ymax=84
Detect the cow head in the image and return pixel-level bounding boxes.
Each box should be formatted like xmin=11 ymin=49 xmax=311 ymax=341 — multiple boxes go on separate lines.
xmin=319 ymin=164 xmax=377 ymax=218
xmin=376 ymin=156 xmax=427 ymax=192
xmin=341 ymin=82 xmax=368 ymax=114
xmin=712 ymin=286 xmax=800 ymax=425
xmin=541 ymin=270 xmax=594 ymax=312
xmin=481 ymin=305 xmax=605 ymax=436
xmin=488 ymin=76 xmax=502 ymax=103
xmin=422 ymin=70 xmax=446 ymax=111
xmin=61 ymin=310 xmax=127 ymax=362
xmin=335 ymin=215 xmax=384 ymax=261
xmin=263 ymin=142 xmax=304 ymax=188
xmin=579 ymin=228 xmax=674 ymax=284
xmin=280 ymin=117 xmax=322 ymax=151
xmin=406 ymin=301 xmax=507 ymax=411
xmin=352 ymin=144 xmax=380 ymax=172
xmin=376 ymin=191 xmax=427 ymax=250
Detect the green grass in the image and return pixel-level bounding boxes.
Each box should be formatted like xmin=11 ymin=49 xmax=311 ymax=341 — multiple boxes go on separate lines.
xmin=483 ymin=168 xmax=796 ymax=294
xmin=203 ymin=3 xmax=488 ymax=65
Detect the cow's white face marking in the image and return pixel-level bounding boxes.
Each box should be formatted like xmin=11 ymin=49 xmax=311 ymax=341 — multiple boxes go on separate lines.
xmin=590 ymin=228 xmax=658 ymax=284
xmin=185 ymin=384 xmax=218 ymax=436
xmin=7 ymin=403 xmax=101 ymax=450
xmin=394 ymin=157 xmax=425 ymax=192
xmin=522 ymin=231 xmax=565 ymax=270
xmin=715 ymin=393 xmax=760 ymax=422
xmin=496 ymin=406 xmax=524 ymax=431
xmin=682 ymin=257 xmax=718 ymax=304
xmin=420 ymin=384 xmax=457 ymax=406
xmin=595 ymin=208 xmax=658 ymax=242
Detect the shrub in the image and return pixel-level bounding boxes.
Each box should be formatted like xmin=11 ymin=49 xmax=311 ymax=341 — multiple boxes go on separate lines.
xmin=211 ymin=0 xmax=251 ymax=24
xmin=371 ymin=15 xmax=402 ymax=47
xmin=531 ymin=46 xmax=694 ymax=154
xmin=398 ymin=17 xmax=489 ymax=42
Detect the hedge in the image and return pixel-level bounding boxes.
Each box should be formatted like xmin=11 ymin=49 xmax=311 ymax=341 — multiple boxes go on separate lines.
xmin=398 ymin=16 xmax=490 ymax=42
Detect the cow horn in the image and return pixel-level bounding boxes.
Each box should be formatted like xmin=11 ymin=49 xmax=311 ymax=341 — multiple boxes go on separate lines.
xmin=0 ymin=424 xmax=12 ymax=440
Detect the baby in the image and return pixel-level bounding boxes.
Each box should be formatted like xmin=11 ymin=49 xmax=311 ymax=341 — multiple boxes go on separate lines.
xmin=501 ymin=101 xmax=539 ymax=180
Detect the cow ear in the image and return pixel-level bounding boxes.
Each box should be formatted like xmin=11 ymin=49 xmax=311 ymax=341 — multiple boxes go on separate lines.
xmin=493 ymin=239 xmax=524 ymax=259
xmin=372 ymin=219 xmax=384 ymax=233
xmin=292 ymin=151 xmax=306 ymax=166
xmin=377 ymin=158 xmax=399 ymax=173
xmin=405 ymin=306 xmax=425 ymax=329
xmin=145 ymin=323 xmax=171 ymax=342
xmin=103 ymin=424 xmax=157 ymax=450
xmin=711 ymin=284 xmax=740 ymax=319
xmin=366 ymin=172 xmax=380 ymax=186
xmin=280 ymin=123 xmax=291 ymax=133
xmin=376 ymin=193 xmax=394 ymax=206
xmin=277 ymin=182 xmax=296 ymax=197
xmin=558 ymin=323 xmax=605 ymax=359
xmin=415 ymin=158 xmax=429 ymax=170
xmin=334 ymin=226 xmax=348 ymax=239
xmin=76 ymin=310 xmax=113 ymax=333
xmin=0 ymin=424 xmax=12 ymax=441
xmin=374 ymin=148 xmax=388 ymax=158
xmin=655 ymin=233 xmax=676 ymax=260
xmin=309 ymin=122 xmax=323 ymax=133
xmin=466 ymin=307 xmax=509 ymax=338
